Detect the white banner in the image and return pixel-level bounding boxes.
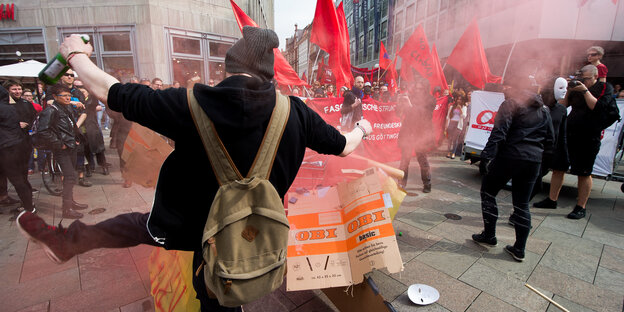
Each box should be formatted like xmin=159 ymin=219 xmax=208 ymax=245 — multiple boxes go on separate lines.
xmin=465 ymin=94 xmax=624 ymax=178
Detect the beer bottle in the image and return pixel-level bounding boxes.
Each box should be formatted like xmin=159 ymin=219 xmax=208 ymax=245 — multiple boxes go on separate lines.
xmin=38 ymin=35 xmax=90 ymax=85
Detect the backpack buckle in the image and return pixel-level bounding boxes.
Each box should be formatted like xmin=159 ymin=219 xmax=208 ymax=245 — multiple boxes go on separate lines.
xmin=223 ymin=279 xmax=232 ymax=294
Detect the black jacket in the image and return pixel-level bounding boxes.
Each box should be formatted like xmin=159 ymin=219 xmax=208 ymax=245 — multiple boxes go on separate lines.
xmin=107 ymin=75 xmax=346 ymax=251
xmin=35 ymin=102 xmax=78 ymax=150
xmin=481 ymin=90 xmax=554 ymax=163
xmin=0 ymin=86 xmax=25 ymax=149
xmin=13 ymin=97 xmax=37 ymax=135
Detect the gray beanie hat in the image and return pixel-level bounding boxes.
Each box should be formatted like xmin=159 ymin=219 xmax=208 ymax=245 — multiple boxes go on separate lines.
xmin=225 ymin=26 xmax=279 ymax=82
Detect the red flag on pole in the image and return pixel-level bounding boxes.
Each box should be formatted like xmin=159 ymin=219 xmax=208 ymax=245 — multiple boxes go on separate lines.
xmin=446 ymin=19 xmax=501 ymax=89
xmin=229 ymin=0 xmax=308 ymax=86
xmin=386 ymin=58 xmax=398 ymax=94
xmin=430 ymin=44 xmax=448 ymax=91
xmin=397 ymin=24 xmax=446 ymax=92
xmin=310 ymin=0 xmax=353 ymax=89
xmin=379 ymin=41 xmax=392 ymax=69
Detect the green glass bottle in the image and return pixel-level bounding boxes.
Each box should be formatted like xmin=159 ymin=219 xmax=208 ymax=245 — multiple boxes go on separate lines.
xmin=38 ymin=34 xmax=90 ymax=85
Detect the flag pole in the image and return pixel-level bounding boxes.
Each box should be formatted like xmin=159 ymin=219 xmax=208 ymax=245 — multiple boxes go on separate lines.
xmin=311 ymin=49 xmax=322 ymax=83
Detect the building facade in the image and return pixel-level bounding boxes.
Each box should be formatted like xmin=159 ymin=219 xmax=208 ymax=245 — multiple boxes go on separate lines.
xmin=343 ymin=0 xmax=391 ymax=69
xmin=0 ymin=0 xmax=274 ymax=84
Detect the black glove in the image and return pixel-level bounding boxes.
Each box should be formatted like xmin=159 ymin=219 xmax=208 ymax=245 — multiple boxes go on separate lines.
xmin=479 ymin=158 xmax=491 ymax=175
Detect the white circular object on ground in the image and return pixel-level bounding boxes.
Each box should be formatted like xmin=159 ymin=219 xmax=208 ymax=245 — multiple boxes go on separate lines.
xmin=407 ymin=284 xmax=440 ymax=305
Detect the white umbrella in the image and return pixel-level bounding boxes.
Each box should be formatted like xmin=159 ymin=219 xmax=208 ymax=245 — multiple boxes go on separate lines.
xmin=0 ymin=60 xmax=46 ymax=79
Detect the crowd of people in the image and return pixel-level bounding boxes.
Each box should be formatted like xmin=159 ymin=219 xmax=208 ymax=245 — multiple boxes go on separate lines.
xmin=1 ymin=29 xmax=620 ymax=310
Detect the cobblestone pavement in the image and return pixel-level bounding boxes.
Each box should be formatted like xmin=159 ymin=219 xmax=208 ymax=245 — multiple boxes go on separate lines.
xmin=1 ymin=139 xmax=623 ymax=311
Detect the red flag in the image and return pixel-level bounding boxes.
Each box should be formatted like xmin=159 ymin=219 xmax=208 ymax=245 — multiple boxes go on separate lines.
xmin=386 ymin=58 xmax=398 ymax=94
xmin=310 ymin=0 xmax=353 ymax=89
xmin=430 ymin=44 xmax=448 ymax=91
xmin=446 ymin=19 xmax=501 ymax=89
xmin=379 ymin=41 xmax=392 ymax=69
xmin=397 ymin=25 xmax=445 ymax=92
xmin=229 ymin=0 xmax=308 ymax=86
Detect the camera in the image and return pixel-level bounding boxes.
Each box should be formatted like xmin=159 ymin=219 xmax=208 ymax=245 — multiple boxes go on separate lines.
xmin=568 ymin=70 xmax=582 ymax=89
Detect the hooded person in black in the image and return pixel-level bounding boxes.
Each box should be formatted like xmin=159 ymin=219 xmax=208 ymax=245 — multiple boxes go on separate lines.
xmin=16 ymin=27 xmax=373 ymax=311
xmin=472 ymin=73 xmax=554 ymax=262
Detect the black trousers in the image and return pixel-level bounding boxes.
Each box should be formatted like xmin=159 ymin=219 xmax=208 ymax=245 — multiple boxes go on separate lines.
xmin=64 ymin=212 xmax=240 ymax=311
xmin=481 ymin=158 xmax=540 ymax=251
xmin=399 ymin=146 xmax=431 ymax=187
xmin=0 ymin=142 xmax=33 ymax=210
xmin=54 ymin=148 xmax=77 ymax=207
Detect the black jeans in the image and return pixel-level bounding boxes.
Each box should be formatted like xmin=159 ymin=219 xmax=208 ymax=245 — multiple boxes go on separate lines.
xmin=0 ymin=143 xmax=33 ymax=210
xmin=481 ymin=158 xmax=540 ymax=251
xmin=65 ymin=212 xmax=240 ymax=311
xmin=399 ymin=147 xmax=431 ymax=188
xmin=54 ymin=147 xmax=77 ymax=207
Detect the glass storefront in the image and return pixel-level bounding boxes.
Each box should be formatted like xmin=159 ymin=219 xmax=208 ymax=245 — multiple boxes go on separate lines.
xmin=58 ymin=25 xmax=137 ymax=82
xmin=0 ymin=28 xmax=46 ymax=66
xmin=166 ymin=28 xmax=236 ymax=86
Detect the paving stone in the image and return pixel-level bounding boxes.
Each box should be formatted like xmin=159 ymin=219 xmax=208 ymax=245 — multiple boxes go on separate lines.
xmin=0 ymin=267 xmax=81 ymax=312
xmin=245 ymin=287 xmax=298 ymax=312
xmin=459 ymin=262 xmax=551 ymax=311
xmin=546 ymin=295 xmax=596 ymax=312
xmin=78 ymin=248 xmax=144 ymax=291
xmin=593 ymin=266 xmax=624 ymax=295
xmin=465 ymin=291 xmax=523 ymax=312
xmin=532 ymin=226 xmax=603 ymax=257
xmin=539 ymin=244 xmax=600 ymax=283
xmin=476 ymin=247 xmax=541 ymax=281
xmin=129 ymin=244 xmax=155 ymax=262
xmin=600 ymin=245 xmax=624 ymax=274
xmin=364 ymin=270 xmax=407 ymax=302
xmin=14 ymin=300 xmax=50 ymax=312
xmin=397 ymin=209 xmax=447 ymax=231
xmin=277 ymin=281 xmax=316 ymax=307
xmin=416 ymin=239 xmax=481 ymax=278
xmin=119 ymin=297 xmax=155 ymax=312
xmin=396 ymin=240 xmax=422 ymax=264
xmin=50 ymin=279 xmax=148 ymax=312
xmin=394 ymin=220 xmax=442 ymax=252
xmin=0 ymin=228 xmax=28 ymax=267
xmin=428 ymin=219 xmax=483 ymax=252
xmin=538 ymin=214 xmax=588 ymax=236
xmin=389 ymin=260 xmax=480 ymax=312
xmin=527 ymin=265 xmax=623 ymax=312
xmin=290 ymin=292 xmax=338 ymax=312
xmin=20 ymin=245 xmax=78 ymax=283
xmin=391 ymin=291 xmax=450 ymax=312
xmin=582 ymin=214 xmax=624 ymax=249
xmin=0 ymin=262 xmax=23 ymax=286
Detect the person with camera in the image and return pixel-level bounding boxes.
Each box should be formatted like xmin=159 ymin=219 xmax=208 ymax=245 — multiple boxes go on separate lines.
xmin=533 ymin=65 xmax=615 ymax=219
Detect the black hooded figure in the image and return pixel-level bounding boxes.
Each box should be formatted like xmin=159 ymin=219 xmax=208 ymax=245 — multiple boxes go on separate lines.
xmin=473 ymin=73 xmax=554 ymax=262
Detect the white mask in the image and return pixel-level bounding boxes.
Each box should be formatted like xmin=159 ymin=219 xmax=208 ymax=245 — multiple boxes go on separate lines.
xmin=554 ymin=77 xmax=567 ymax=101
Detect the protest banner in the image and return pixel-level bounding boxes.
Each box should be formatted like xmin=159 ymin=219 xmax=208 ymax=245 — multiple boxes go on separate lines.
xmin=285 ymin=168 xmax=404 ymax=291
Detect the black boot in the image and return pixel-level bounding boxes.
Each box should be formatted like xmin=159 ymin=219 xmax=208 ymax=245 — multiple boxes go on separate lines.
xmin=72 ymin=200 xmax=88 ymax=210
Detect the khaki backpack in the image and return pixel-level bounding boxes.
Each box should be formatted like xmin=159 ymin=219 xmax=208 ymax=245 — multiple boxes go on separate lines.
xmin=187 ymin=89 xmax=291 ymax=307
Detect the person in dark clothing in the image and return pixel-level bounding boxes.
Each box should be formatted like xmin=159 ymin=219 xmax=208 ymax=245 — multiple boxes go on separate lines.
xmin=397 ymin=79 xmax=435 ymax=193
xmin=351 ymin=75 xmax=365 ymax=99
xmin=533 ymin=65 xmax=614 ymax=219
xmin=340 ymin=91 xmax=362 ymax=132
xmin=76 ymin=85 xmax=110 ymax=176
xmin=17 ymin=28 xmax=373 ymax=312
xmin=0 ymin=85 xmax=35 ymax=212
xmin=1 ymin=80 xmax=37 ymax=205
xmin=34 ymin=84 xmax=89 ymax=219
xmin=531 ymin=77 xmax=569 ymax=199
xmin=473 ymin=74 xmax=554 ymax=262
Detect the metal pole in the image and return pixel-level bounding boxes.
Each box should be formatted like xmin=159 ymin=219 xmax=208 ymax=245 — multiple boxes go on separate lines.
xmin=311 ymin=49 xmax=322 ymax=83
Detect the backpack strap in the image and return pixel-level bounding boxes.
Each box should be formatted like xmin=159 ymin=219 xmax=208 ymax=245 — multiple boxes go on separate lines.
xmin=187 ymin=89 xmax=243 ymax=185
xmin=186 ymin=89 xmax=291 ymax=184
xmin=247 ymin=91 xmax=290 ymax=179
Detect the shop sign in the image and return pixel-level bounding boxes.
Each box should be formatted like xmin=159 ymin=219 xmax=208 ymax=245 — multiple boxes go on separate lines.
xmin=1 ymin=4 xmax=15 ymax=21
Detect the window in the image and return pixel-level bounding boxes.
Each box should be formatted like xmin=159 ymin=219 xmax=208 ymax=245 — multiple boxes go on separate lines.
xmin=0 ymin=28 xmax=46 ymax=65
xmin=167 ymin=28 xmax=236 ymax=86
xmin=382 ymin=0 xmax=389 ymax=17
xmin=59 ymin=26 xmax=137 ymax=82
xmin=440 ymin=0 xmax=449 ymax=10
xmin=428 ymin=0 xmax=439 ymax=16
xmin=405 ymin=5 xmax=415 ymax=26
xmin=416 ymin=0 xmax=425 ymax=21
xmin=426 ymin=17 xmax=437 ymax=40
xmin=395 ymin=10 xmax=404 ymax=32
xmin=381 ymin=21 xmax=388 ymax=39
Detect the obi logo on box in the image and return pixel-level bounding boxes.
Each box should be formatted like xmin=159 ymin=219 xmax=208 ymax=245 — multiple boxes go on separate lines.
xmin=295 ymin=228 xmax=338 ymax=241
xmin=347 ymin=210 xmax=386 ymax=234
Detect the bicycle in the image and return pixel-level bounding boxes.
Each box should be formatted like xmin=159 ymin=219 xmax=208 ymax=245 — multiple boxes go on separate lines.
xmin=41 ymin=150 xmax=63 ymax=196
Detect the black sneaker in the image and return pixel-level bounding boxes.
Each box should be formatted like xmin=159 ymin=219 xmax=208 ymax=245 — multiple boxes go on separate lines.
xmin=423 ymin=184 xmax=431 ymax=193
xmin=505 ymin=245 xmax=525 ymax=262
xmin=78 ymin=177 xmax=92 ymax=187
xmin=472 ymin=232 xmax=497 ymax=247
xmin=533 ymin=198 xmax=557 ymax=209
xmin=567 ymin=205 xmax=586 ymax=219
xmin=16 ymin=211 xmax=73 ymax=263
